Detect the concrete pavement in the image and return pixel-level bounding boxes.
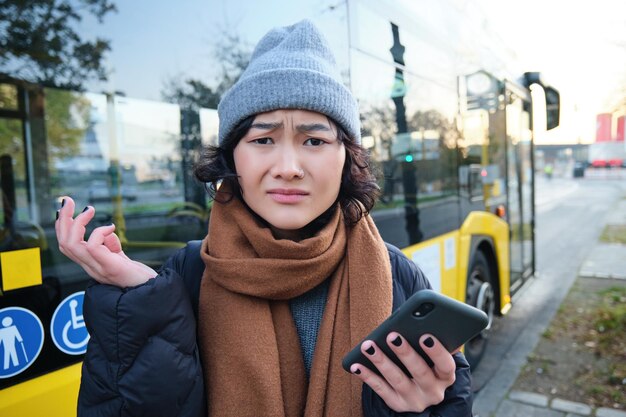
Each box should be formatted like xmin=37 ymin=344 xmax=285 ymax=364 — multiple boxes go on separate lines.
xmin=472 ymin=191 xmax=626 ymax=416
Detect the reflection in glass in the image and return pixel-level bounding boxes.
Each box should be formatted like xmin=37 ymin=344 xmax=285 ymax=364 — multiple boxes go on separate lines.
xmin=0 ymin=84 xmax=19 ymax=110
xmin=355 ymin=19 xmax=460 ymax=249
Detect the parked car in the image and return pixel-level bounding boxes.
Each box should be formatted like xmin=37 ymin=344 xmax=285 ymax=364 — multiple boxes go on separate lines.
xmin=590 ymin=159 xmax=607 ymax=168
xmin=572 ymin=161 xmax=585 ymax=178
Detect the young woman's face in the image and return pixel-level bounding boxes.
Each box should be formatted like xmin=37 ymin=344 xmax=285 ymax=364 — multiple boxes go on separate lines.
xmin=233 ymin=109 xmax=346 ymax=239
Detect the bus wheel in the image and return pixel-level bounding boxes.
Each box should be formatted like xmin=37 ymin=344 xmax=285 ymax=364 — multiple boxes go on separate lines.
xmin=465 ymin=250 xmax=495 ymax=369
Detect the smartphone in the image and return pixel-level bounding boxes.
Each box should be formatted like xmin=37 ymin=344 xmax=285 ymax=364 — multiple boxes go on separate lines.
xmin=342 ymin=289 xmax=488 ymax=376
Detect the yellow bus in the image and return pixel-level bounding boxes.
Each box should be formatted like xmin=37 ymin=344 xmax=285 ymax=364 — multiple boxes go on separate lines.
xmin=0 ymin=0 xmax=559 ymax=415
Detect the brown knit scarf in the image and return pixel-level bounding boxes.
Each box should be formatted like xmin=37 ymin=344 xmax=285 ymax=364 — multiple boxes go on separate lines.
xmin=198 ymin=192 xmax=392 ymax=417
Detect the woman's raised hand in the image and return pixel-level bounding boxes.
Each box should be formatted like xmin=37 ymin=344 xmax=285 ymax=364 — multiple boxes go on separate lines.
xmin=55 ymin=196 xmax=157 ymax=288
xmin=350 ymin=333 xmax=456 ymax=413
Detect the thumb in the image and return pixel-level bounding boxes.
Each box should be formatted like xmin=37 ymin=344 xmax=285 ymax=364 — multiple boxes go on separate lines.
xmin=103 ymin=231 xmax=123 ymax=253
xmin=86 ymin=224 xmax=119 ymax=264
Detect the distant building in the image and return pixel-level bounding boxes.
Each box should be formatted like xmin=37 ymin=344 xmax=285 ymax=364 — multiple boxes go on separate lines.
xmin=595 ymin=113 xmax=612 ymax=142
xmin=617 ymin=115 xmax=625 ymax=142
xmin=55 ymin=124 xmax=107 ymax=175
xmin=589 ymin=112 xmax=626 ymax=167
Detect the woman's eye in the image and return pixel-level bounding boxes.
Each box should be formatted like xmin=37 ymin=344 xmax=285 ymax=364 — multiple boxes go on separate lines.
xmin=304 ymin=138 xmax=325 ymax=146
xmin=252 ymin=137 xmax=273 ymax=145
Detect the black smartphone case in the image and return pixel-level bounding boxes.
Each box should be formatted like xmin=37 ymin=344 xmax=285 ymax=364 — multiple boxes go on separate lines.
xmin=342 ymin=289 xmax=489 ymax=376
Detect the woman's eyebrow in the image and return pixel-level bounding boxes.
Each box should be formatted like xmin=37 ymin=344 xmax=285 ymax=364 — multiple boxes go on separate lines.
xmin=296 ymin=123 xmax=332 ymax=133
xmin=250 ymin=121 xmax=283 ymax=130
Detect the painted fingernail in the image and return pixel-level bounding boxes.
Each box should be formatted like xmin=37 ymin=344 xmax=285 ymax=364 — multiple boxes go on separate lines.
xmin=353 ymin=368 xmax=361 ymax=375
xmin=365 ymin=345 xmax=375 ymax=355
xmin=82 ymin=206 xmax=89 ymax=213
xmin=391 ymin=336 xmax=402 ymax=347
xmin=55 ymin=210 xmax=59 ymax=220
xmin=61 ymin=198 xmax=66 ymax=207
xmin=424 ymin=337 xmax=434 ymax=348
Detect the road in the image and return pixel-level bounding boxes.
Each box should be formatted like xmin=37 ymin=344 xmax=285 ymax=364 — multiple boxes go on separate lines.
xmin=471 ymin=175 xmax=625 ymax=413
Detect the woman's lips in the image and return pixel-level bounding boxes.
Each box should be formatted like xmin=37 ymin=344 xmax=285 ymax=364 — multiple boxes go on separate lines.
xmin=267 ymin=189 xmax=309 ymax=204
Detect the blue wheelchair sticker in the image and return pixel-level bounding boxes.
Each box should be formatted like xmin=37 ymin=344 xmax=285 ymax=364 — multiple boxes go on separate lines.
xmin=0 ymin=307 xmax=44 ymax=379
xmin=51 ymin=291 xmax=90 ymax=355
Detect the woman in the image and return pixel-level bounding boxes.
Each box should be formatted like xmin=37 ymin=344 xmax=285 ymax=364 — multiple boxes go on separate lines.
xmin=56 ymin=20 xmax=473 ymax=417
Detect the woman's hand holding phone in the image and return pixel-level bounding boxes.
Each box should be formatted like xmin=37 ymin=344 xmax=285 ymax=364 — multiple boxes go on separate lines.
xmin=349 ymin=332 xmax=456 ymax=413
xmin=344 ymin=289 xmax=488 ymax=412
xmin=55 ymin=196 xmax=157 ymax=288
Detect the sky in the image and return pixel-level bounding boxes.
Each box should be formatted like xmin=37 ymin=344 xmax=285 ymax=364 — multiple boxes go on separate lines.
xmin=476 ymin=0 xmax=626 ymax=144
xmin=81 ymin=0 xmax=626 ymax=145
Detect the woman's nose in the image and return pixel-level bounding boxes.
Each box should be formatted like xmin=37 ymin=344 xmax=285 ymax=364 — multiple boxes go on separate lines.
xmin=270 ymin=148 xmax=304 ymax=180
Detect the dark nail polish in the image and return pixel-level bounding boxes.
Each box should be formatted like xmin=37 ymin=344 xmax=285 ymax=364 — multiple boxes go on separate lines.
xmin=82 ymin=206 xmax=89 ymax=213
xmin=354 ymin=368 xmax=361 ymax=375
xmin=365 ymin=345 xmax=375 ymax=355
xmin=61 ymin=198 xmax=66 ymax=207
xmin=424 ymin=337 xmax=434 ymax=348
xmin=391 ymin=336 xmax=402 ymax=347
xmin=55 ymin=210 xmax=59 ymax=220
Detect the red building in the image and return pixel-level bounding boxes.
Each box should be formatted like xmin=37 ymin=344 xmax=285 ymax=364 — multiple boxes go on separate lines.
xmin=616 ymin=115 xmax=625 ymax=142
xmin=595 ymin=113 xmax=612 ymax=142
xmin=591 ymin=113 xmax=626 ymax=167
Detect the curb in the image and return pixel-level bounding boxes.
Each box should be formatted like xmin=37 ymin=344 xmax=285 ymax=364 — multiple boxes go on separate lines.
xmin=579 ymin=273 xmax=626 ymax=280
xmin=508 ymin=390 xmax=626 ymax=417
xmin=578 ymin=243 xmax=626 ymax=280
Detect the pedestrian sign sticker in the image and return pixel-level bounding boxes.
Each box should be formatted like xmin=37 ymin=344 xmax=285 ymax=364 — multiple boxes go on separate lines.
xmin=51 ymin=292 xmax=90 ymax=355
xmin=0 ymin=307 xmax=44 ymax=379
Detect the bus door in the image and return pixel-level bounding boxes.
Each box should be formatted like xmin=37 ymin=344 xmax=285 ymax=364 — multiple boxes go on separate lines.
xmin=0 ymin=79 xmax=87 ymax=402
xmin=505 ymin=85 xmax=534 ymax=291
xmin=0 ymin=79 xmax=53 ymax=260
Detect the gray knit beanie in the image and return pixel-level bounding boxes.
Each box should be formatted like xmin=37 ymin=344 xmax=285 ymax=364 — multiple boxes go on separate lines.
xmin=217 ymin=19 xmax=361 ymax=145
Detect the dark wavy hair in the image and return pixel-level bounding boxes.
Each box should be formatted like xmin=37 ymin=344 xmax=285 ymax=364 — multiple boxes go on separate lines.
xmin=194 ymin=115 xmax=380 ymax=226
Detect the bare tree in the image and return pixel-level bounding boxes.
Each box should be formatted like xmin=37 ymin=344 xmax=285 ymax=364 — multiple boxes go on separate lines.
xmin=162 ymin=32 xmax=252 ymax=110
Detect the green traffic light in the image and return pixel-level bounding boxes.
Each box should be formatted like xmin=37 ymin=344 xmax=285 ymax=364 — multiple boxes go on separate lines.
xmin=405 ymin=154 xmax=413 ymax=162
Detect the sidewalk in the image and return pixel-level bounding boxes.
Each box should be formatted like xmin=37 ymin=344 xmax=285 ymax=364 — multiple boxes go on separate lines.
xmin=473 ymin=198 xmax=626 ymax=417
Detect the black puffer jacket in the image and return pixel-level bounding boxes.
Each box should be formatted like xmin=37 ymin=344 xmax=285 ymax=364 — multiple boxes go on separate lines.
xmin=78 ymin=242 xmax=473 ymax=417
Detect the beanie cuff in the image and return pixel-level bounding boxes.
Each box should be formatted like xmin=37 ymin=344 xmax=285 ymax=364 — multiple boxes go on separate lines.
xmin=218 ymin=68 xmax=361 ymax=144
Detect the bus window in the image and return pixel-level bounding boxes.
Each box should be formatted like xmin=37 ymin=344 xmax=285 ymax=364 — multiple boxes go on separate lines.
xmin=0 ymin=82 xmax=212 ymax=395
xmin=354 ymin=17 xmax=461 ymax=249
xmin=46 ymin=91 xmax=210 ymax=269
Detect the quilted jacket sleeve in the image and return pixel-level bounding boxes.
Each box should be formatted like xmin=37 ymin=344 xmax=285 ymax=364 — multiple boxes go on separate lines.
xmin=361 ymin=244 xmax=473 ymax=417
xmin=78 ymin=265 xmax=205 ymax=417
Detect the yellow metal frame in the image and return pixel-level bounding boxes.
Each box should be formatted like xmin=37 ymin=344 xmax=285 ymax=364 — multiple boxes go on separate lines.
xmin=402 ymin=230 xmax=462 ymax=300
xmin=402 ymin=211 xmax=511 ymax=314
xmin=459 ymin=211 xmax=511 ymax=314
xmin=0 ymin=363 xmax=81 ymax=417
